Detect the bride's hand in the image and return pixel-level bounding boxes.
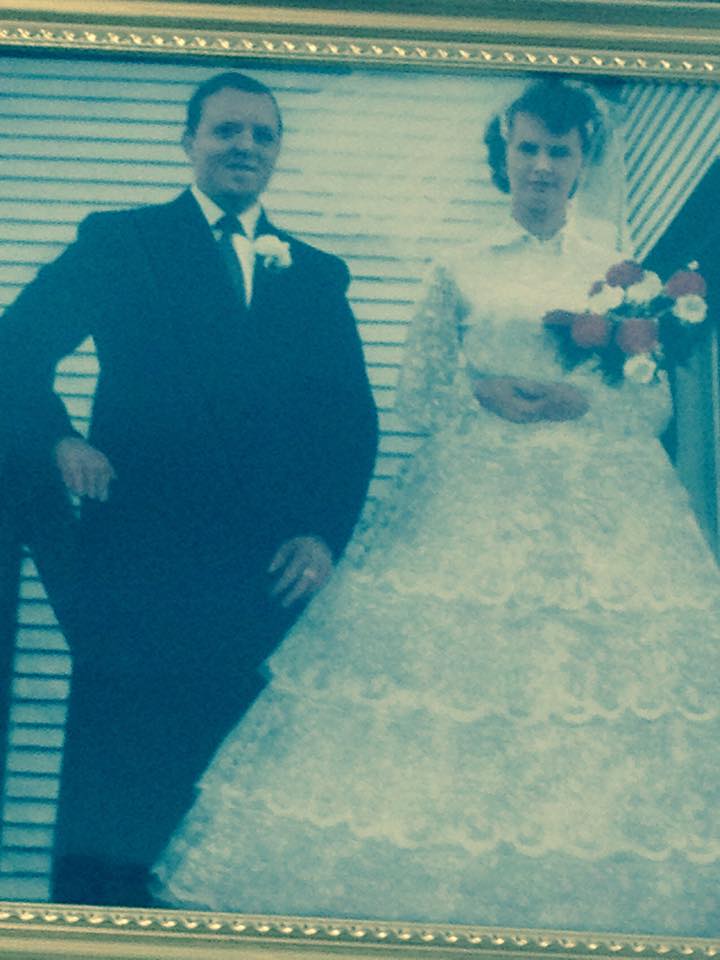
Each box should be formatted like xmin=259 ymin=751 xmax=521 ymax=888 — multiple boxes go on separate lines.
xmin=472 ymin=377 xmax=588 ymax=423
xmin=539 ymin=382 xmax=589 ymax=421
xmin=472 ymin=376 xmax=551 ymax=422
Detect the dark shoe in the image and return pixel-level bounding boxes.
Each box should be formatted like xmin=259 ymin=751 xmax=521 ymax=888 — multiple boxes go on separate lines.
xmin=52 ymin=854 xmax=153 ymax=907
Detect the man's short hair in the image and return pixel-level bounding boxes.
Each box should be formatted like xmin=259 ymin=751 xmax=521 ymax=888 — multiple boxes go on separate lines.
xmin=185 ymin=72 xmax=283 ymax=136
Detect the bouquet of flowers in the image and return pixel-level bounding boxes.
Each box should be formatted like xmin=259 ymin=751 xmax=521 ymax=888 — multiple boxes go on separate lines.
xmin=543 ymin=259 xmax=708 ymax=384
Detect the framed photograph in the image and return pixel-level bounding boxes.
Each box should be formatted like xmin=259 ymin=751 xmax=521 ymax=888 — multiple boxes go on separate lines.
xmin=0 ymin=1 xmax=719 ymax=957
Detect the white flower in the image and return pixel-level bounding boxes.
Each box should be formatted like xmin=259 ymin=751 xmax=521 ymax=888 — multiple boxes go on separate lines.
xmin=626 ymin=271 xmax=663 ymax=304
xmin=623 ymin=353 xmax=657 ymax=384
xmin=673 ymin=293 xmax=707 ymax=325
xmin=587 ymin=283 xmax=623 ymax=313
xmin=254 ymin=234 xmax=292 ymax=270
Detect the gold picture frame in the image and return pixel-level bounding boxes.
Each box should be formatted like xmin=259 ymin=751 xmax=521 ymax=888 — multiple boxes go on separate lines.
xmin=0 ymin=0 xmax=719 ymax=956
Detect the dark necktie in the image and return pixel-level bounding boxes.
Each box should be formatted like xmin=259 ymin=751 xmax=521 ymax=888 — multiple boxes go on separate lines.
xmin=216 ymin=213 xmax=247 ymax=306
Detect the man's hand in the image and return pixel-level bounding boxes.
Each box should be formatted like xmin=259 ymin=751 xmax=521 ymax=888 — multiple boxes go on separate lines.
xmin=473 ymin=376 xmax=588 ymax=423
xmin=268 ymin=535 xmax=334 ymax=608
xmin=54 ymin=435 xmax=116 ymax=501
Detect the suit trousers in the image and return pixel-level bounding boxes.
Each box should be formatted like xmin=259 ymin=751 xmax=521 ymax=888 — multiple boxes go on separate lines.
xmin=51 ymin=512 xmax=298 ymax=904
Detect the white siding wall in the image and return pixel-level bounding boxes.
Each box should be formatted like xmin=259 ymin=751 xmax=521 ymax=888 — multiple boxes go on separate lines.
xmin=623 ymin=79 xmax=720 ymax=257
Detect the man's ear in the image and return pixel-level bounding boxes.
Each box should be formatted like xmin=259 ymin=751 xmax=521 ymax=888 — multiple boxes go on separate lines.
xmin=181 ymin=130 xmax=193 ymax=160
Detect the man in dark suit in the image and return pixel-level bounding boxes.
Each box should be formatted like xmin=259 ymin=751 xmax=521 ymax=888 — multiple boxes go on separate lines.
xmin=0 ymin=71 xmax=378 ymax=907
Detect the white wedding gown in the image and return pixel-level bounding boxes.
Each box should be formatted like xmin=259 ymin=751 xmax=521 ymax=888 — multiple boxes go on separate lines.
xmin=153 ymin=217 xmax=720 ymax=936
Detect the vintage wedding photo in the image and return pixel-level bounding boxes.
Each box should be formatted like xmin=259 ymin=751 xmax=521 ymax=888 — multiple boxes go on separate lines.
xmin=0 ymin=46 xmax=719 ymax=943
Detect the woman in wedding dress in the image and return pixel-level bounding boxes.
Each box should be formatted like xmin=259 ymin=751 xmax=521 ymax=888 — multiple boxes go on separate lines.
xmin=153 ymin=79 xmax=720 ymax=936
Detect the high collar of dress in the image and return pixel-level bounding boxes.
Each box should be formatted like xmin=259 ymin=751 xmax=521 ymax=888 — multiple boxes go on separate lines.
xmin=491 ymin=207 xmax=580 ymax=255
xmin=190 ymin=184 xmax=263 ymax=240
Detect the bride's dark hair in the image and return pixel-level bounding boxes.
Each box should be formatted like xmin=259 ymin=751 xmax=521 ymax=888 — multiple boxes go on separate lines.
xmin=485 ymin=78 xmax=607 ymax=195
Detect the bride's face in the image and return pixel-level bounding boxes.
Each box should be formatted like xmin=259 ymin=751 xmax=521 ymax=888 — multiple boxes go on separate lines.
xmin=505 ymin=111 xmax=585 ymax=221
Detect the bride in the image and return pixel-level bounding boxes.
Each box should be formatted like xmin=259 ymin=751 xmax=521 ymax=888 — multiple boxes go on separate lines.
xmin=152 ymin=79 xmax=720 ymax=936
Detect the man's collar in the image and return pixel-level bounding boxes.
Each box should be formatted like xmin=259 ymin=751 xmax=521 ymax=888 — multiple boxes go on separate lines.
xmin=190 ymin=184 xmax=263 ymax=239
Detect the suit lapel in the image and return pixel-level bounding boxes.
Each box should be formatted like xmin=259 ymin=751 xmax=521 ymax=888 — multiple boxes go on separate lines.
xmin=130 ymin=190 xmax=254 ymax=417
xmin=131 ymin=194 xmax=303 ymax=404
xmin=248 ymin=213 xmax=297 ymax=329
xmin=140 ymin=189 xmax=246 ymax=327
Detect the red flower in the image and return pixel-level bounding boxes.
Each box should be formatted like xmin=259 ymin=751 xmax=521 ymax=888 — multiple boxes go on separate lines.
xmin=615 ymin=318 xmax=659 ymax=355
xmin=543 ymin=309 xmax=578 ymax=327
xmin=570 ymin=313 xmax=612 ymax=348
xmin=664 ymin=269 xmax=707 ymax=299
xmin=605 ymin=260 xmax=645 ymax=289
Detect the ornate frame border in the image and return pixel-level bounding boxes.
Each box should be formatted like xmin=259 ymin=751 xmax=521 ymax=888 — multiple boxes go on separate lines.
xmin=0 ymin=0 xmax=720 ymax=78
xmin=1 ymin=901 xmax=720 ymax=958
xmin=0 ymin=1 xmax=719 ymax=956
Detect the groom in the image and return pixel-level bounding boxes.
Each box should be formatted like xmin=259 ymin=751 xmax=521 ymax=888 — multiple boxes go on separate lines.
xmin=0 ymin=71 xmax=378 ymax=906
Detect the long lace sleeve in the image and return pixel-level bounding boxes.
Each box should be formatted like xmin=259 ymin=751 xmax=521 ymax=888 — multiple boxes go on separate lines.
xmin=394 ymin=262 xmax=478 ymax=433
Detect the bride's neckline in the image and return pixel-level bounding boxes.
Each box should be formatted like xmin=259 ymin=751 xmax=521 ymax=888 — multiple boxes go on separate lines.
xmin=511 ymin=212 xmax=568 ymax=244
xmin=491 ymin=213 xmax=569 ymax=253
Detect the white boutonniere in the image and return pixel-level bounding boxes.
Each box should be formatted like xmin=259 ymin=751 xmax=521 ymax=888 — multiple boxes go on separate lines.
xmin=254 ymin=234 xmax=292 ymax=271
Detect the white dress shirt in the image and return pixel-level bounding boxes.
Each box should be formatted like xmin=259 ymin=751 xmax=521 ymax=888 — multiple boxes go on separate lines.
xmin=191 ymin=184 xmax=262 ymax=304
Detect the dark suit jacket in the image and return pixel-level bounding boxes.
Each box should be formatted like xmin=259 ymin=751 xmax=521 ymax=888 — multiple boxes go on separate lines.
xmin=0 ymin=189 xmax=378 ymax=655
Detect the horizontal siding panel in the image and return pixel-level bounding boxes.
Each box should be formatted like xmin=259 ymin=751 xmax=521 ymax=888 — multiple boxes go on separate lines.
xmin=2 ymin=825 xmax=54 ymax=849
xmin=9 ymin=729 xmax=64 ymax=751
xmin=378 ymin=434 xmax=423 ymax=457
xmin=0 ymin=116 xmax=183 ymax=142
xmin=6 ymin=751 xmax=63 ymax=777
xmin=0 ymin=850 xmax=52 ymax=874
xmin=352 ymin=301 xmax=415 ymax=324
xmin=20 ymin=558 xmax=38 ymax=578
xmin=54 ymin=353 xmax=99 ymax=376
xmin=18 ymin=581 xmax=50 ymax=601
xmin=10 ymin=703 xmax=67 ymax=726
xmin=7 ymin=774 xmax=60 ymax=799
xmin=0 ymin=263 xmax=39 ymax=284
xmin=61 ymin=396 xmax=93 ymax=420
xmin=11 ymin=678 xmax=69 ymax=702
xmin=0 ymin=95 xmax=183 ymax=123
xmin=16 ymin=603 xmax=61 ymax=628
xmin=373 ymin=453 xmax=413 ymax=479
xmin=358 ymin=323 xmax=412 ymax=346
xmin=0 ymin=179 xmax=183 ymax=205
xmin=52 ymin=375 xmax=96 ymax=397
xmin=0 ymin=245 xmax=66 ymax=265
xmin=0 ymin=137 xmax=187 ymax=163
xmin=0 ymin=285 xmax=23 ymax=306
xmin=12 ymin=653 xmax=71 ymax=677
xmin=351 ymin=280 xmax=420 ymax=304
xmin=368 ymin=366 xmax=399 ymax=389
xmin=15 ymin=629 xmax=69 ymax=653
xmin=0 ymin=157 xmax=188 ymax=184
xmin=378 ymin=410 xmax=416 ymax=434
xmin=0 ymin=876 xmax=50 ymax=900
xmin=0 ymin=221 xmax=75 ymax=242
xmin=0 ymin=200 xmax=118 ymax=222
xmin=363 ymin=344 xmax=405 ymax=367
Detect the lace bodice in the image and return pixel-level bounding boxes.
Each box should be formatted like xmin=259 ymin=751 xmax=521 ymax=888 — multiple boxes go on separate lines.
xmin=396 ymin=218 xmax=672 ymax=441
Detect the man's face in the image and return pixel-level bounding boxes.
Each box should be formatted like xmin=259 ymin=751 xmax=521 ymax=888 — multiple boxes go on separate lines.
xmin=183 ymin=87 xmax=282 ymax=213
xmin=505 ymin=112 xmax=585 ymax=219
